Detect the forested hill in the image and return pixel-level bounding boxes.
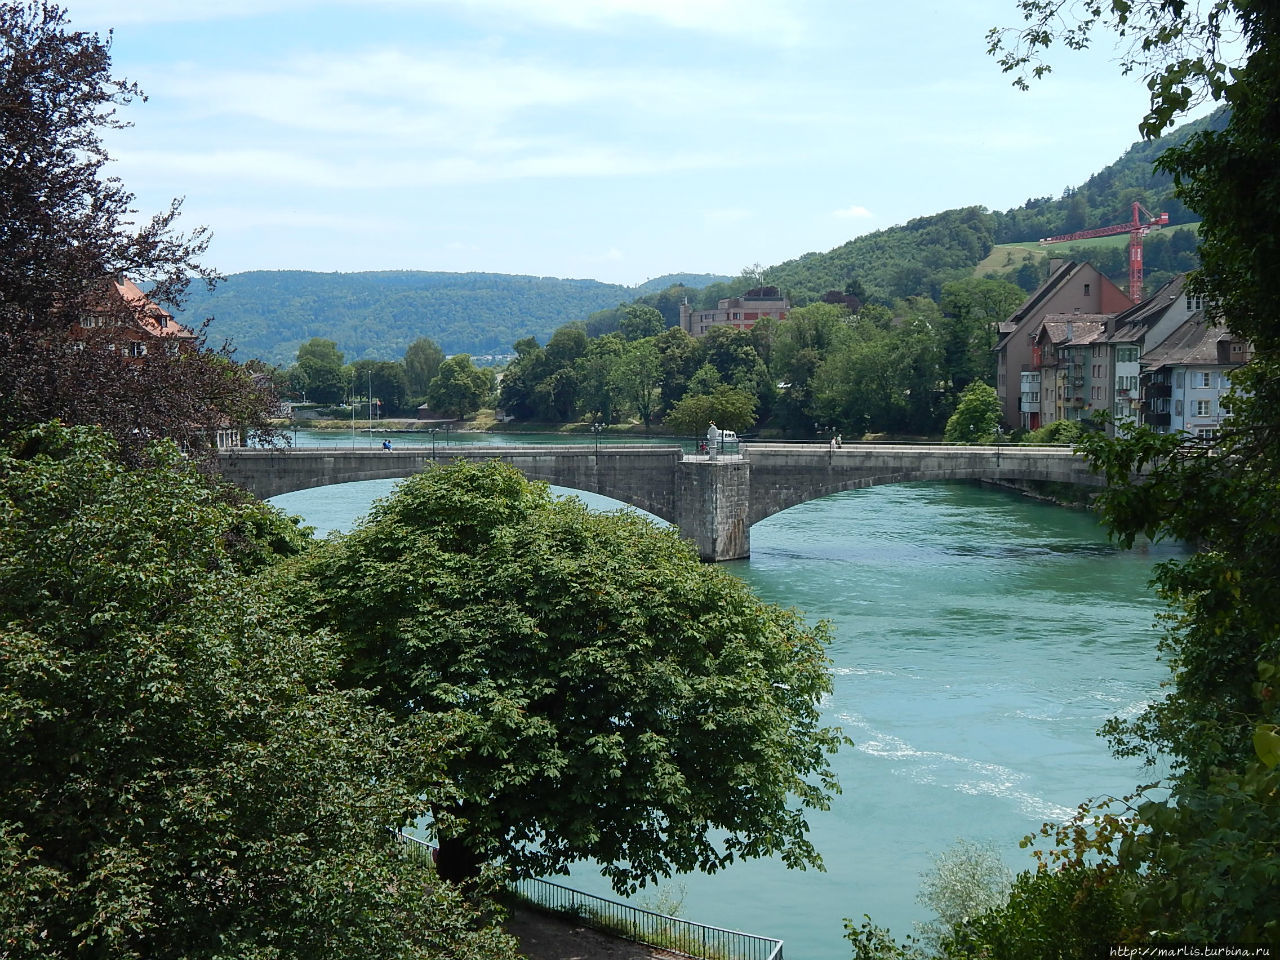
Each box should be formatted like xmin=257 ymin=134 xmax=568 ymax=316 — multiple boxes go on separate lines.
xmin=758 ymin=106 xmax=1227 ymax=307
xmin=184 ymin=270 xmax=729 ymax=366
xmin=190 ymin=108 xmax=1223 ymax=366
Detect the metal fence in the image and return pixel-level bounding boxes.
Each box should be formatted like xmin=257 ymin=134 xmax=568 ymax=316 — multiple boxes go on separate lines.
xmin=508 ymin=875 xmax=784 ymax=960
xmin=393 ymin=833 xmax=783 ymax=960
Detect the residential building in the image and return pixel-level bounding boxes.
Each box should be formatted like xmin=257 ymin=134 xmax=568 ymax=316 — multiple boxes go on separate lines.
xmin=1105 ymin=274 xmax=1200 ymax=434
xmin=995 ymin=260 xmax=1132 ymax=429
xmin=679 ymin=286 xmax=789 ymax=337
xmin=1029 ymin=316 xmax=1109 ymax=428
xmin=1139 ymin=314 xmax=1251 ymax=437
xmin=72 ymin=275 xmax=196 ymax=358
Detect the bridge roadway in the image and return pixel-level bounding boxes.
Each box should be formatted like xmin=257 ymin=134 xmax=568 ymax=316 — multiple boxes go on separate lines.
xmin=215 ymin=441 xmax=1101 ymax=561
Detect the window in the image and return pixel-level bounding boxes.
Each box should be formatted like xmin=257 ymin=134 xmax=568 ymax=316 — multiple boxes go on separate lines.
xmin=1193 ymin=371 xmax=1211 ymax=388
xmin=1175 ymin=399 xmax=1183 ymax=417
xmin=128 ymin=341 xmax=147 ymax=358
xmin=1194 ymin=399 xmax=1212 ymax=417
xmin=1084 ymin=283 xmax=1091 ymax=296
xmin=1186 ymin=294 xmax=1206 ymax=311
xmin=1175 ymin=371 xmax=1184 ymax=388
xmin=80 ymin=316 xmax=103 ymax=329
xmin=1117 ymin=346 xmax=1139 ymax=363
xmin=1196 ymin=427 xmax=1217 ymax=438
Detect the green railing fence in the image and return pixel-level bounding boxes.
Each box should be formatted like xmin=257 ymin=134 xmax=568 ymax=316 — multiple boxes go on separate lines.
xmin=394 ymin=833 xmax=783 ymax=960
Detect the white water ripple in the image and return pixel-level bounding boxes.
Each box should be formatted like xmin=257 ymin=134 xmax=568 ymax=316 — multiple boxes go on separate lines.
xmin=840 ymin=713 xmax=1078 ymax=823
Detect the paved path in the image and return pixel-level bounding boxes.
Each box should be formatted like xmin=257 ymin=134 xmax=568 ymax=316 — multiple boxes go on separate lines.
xmin=506 ymin=906 xmax=685 ymax=960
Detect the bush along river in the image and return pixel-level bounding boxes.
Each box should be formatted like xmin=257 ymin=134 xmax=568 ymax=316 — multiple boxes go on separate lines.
xmin=268 ymin=428 xmax=1172 ymax=959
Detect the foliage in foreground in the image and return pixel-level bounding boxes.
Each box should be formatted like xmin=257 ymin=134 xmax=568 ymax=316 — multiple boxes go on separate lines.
xmin=0 ymin=423 xmax=518 ymax=960
xmin=282 ymin=458 xmax=846 ymax=893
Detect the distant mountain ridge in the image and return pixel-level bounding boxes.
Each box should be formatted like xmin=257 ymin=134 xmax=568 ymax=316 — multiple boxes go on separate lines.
xmin=183 ymin=270 xmax=731 ymax=367
xmin=189 ymin=109 xmax=1224 ymax=366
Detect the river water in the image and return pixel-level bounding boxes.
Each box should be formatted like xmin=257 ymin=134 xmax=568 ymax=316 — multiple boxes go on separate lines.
xmin=268 ymin=429 xmax=1172 ymax=959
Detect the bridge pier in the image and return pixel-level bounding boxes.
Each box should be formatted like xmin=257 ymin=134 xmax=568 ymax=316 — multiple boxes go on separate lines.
xmin=676 ymin=459 xmax=751 ymax=562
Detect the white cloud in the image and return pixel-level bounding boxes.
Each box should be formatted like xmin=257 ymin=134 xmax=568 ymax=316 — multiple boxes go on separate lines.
xmin=126 ymin=49 xmax=775 ymax=187
xmin=833 ymin=204 xmax=873 ymax=219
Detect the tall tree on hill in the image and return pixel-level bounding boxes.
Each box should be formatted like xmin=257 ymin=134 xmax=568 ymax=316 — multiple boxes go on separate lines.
xmin=0 ymin=2 xmax=272 ymax=460
xmin=404 ymin=336 xmax=445 ymax=397
xmin=427 ymin=354 xmax=491 ymax=420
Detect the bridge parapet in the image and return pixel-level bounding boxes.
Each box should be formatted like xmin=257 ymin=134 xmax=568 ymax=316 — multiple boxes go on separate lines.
xmin=216 ymin=441 xmax=1103 ymax=562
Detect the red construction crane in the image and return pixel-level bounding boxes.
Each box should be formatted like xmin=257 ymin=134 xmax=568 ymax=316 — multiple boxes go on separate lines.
xmin=1039 ymin=201 xmax=1169 ymax=303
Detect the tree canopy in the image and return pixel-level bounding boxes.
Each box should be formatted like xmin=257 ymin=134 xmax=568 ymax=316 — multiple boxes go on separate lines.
xmin=282 ymin=459 xmax=845 ymax=893
xmin=0 ymin=422 xmax=518 ymax=960
xmin=0 ymin=1 xmax=273 ymax=459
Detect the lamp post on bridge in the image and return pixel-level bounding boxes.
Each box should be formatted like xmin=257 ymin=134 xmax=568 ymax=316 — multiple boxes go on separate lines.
xmin=591 ymin=421 xmax=603 ymax=456
xmin=429 ymin=427 xmax=440 ymax=458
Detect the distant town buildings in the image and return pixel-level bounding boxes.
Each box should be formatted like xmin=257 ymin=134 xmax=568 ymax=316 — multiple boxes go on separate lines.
xmin=679 ymin=286 xmax=789 ymax=337
xmin=996 ymin=263 xmax=1250 ymax=438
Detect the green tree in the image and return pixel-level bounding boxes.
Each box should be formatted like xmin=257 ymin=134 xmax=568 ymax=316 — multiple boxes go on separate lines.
xmin=654 ymin=326 xmax=701 ymax=416
xmin=938 ymin=277 xmax=1025 ymax=393
xmin=613 ymin=338 xmax=661 ymax=428
xmin=664 ymin=385 xmax=758 ymax=436
xmin=297 ymin=336 xmax=346 ymax=368
xmin=351 ymin=358 xmax=411 ymax=416
xmin=284 ymin=460 xmax=843 ymax=892
xmin=0 ymin=3 xmax=275 ymax=460
xmin=620 ymin=303 xmax=666 ymax=341
xmin=0 ymin=422 xmax=517 ymax=960
xmin=575 ymin=332 xmax=626 ymax=423
xmin=404 ymin=336 xmax=445 ymax=397
xmin=427 ymin=354 xmax=490 ymax=419
xmin=943 ymin=382 xmax=1001 ymax=443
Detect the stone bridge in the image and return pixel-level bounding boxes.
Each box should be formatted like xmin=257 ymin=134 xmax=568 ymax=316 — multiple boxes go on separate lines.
xmin=215 ymin=442 xmax=1102 ymax=561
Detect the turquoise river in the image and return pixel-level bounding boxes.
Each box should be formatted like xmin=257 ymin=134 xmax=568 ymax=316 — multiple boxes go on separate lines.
xmin=268 ymin=429 xmax=1174 ymax=960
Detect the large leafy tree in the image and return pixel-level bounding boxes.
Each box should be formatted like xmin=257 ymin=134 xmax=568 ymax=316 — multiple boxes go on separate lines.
xmin=0 ymin=423 xmax=518 ymax=960
xmin=427 ymin=354 xmax=491 ymax=419
xmin=404 ymin=335 xmax=445 ymax=397
xmin=664 ymin=384 xmax=758 ymax=436
xmin=283 ymin=460 xmax=844 ymax=892
xmin=612 ymin=337 xmax=661 ymax=428
xmin=943 ymin=382 xmax=1000 ymax=443
xmin=0 ymin=2 xmax=273 ymax=460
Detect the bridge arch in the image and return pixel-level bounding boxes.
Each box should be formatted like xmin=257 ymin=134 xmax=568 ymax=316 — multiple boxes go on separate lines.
xmin=742 ymin=444 xmax=1102 ymax=527
xmin=216 ymin=442 xmax=1101 ymax=562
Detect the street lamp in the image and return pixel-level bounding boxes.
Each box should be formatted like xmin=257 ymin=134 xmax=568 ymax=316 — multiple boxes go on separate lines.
xmin=592 ymin=421 xmax=603 ymax=455
xmin=429 ymin=427 xmax=439 ymax=458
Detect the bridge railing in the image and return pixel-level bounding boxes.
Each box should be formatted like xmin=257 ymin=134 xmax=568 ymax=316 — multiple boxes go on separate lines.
xmin=392 ymin=833 xmax=783 ymax=960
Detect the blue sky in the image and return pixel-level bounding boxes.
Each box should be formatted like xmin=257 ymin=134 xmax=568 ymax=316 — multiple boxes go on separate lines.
xmin=70 ymin=0 xmax=1193 ymax=287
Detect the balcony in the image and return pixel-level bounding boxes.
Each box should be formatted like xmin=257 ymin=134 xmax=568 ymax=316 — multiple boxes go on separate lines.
xmin=1143 ymin=412 xmax=1172 ymax=427
xmin=1145 ymin=382 xmax=1172 ymax=398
